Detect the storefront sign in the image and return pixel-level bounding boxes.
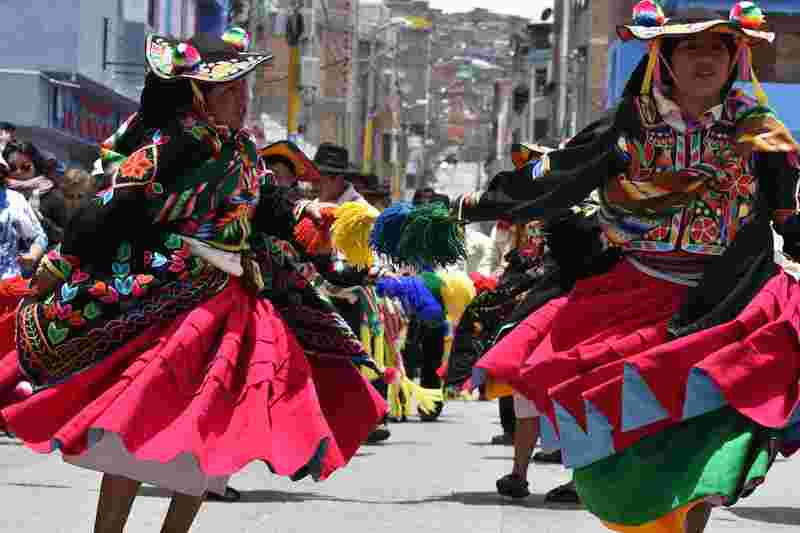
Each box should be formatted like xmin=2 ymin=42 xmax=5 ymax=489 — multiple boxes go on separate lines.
xmin=52 ymin=86 xmax=123 ymax=145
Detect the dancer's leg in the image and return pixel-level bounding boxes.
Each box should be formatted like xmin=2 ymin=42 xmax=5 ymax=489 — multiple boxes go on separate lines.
xmin=685 ymin=503 xmax=712 ymax=533
xmin=93 ymin=473 xmax=141 ymax=533
xmin=512 ymin=415 xmax=540 ymax=478
xmin=160 ymin=492 xmax=205 ymax=533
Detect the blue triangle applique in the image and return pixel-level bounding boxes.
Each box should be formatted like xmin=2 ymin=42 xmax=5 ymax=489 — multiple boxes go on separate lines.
xmin=555 ymin=401 xmax=615 ymax=469
xmin=621 ymin=364 xmax=669 ymax=432
xmin=539 ymin=413 xmax=561 ymax=451
xmin=682 ymin=367 xmax=727 ymax=421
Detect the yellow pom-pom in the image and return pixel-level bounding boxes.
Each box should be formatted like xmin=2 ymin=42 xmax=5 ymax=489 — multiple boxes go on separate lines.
xmin=331 ymin=202 xmax=380 ymax=269
xmin=439 ymin=272 xmax=477 ymax=325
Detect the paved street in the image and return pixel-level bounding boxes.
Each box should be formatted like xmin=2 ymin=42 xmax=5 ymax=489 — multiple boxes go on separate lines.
xmin=2 ymin=400 xmax=799 ymax=533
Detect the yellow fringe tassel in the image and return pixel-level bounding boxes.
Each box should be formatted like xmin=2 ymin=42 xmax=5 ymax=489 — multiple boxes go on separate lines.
xmin=332 ymin=202 xmax=379 ymax=269
xmin=746 ymin=46 xmax=769 ymax=107
xmin=641 ymin=39 xmax=661 ymax=96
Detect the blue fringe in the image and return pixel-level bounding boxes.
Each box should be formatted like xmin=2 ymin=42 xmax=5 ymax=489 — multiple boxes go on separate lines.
xmin=369 ymin=202 xmax=412 ymax=259
xmin=376 ymin=276 xmax=444 ymax=323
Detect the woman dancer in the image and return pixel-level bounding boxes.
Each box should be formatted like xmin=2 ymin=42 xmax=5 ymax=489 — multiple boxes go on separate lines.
xmin=461 ymin=3 xmax=800 ymax=531
xmin=0 ymin=28 xmax=385 ymax=533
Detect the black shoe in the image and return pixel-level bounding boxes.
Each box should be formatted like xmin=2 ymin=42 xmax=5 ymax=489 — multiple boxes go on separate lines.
xmin=206 ymin=486 xmax=241 ymax=502
xmin=418 ymin=401 xmax=444 ymax=422
xmin=496 ymin=473 xmax=530 ymax=498
xmin=490 ymin=433 xmax=514 ymax=445
xmin=366 ymin=423 xmax=391 ymax=443
xmin=533 ymin=449 xmax=562 ymax=464
xmin=544 ymin=482 xmax=580 ymax=504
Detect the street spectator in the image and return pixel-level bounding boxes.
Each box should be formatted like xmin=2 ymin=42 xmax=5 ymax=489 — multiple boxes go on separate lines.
xmin=0 ymin=155 xmax=47 ymax=279
xmin=0 ymin=122 xmax=16 ymax=151
xmin=60 ymin=167 xmax=95 ymax=221
xmin=2 ymin=141 xmax=68 ymax=246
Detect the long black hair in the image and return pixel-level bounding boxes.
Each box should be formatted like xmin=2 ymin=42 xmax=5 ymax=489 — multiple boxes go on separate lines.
xmin=2 ymin=141 xmax=47 ymax=176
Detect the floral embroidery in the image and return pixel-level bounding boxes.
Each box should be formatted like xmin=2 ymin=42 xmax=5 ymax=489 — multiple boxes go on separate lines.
xmin=119 ymin=148 xmax=155 ymax=180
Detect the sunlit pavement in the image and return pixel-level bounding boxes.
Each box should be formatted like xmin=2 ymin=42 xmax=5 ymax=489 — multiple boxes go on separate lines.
xmin=1 ymin=400 xmax=798 ymax=532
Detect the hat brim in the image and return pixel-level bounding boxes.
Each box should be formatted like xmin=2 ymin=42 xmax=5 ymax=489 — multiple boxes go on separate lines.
xmin=617 ymin=20 xmax=774 ymax=45
xmin=511 ymin=143 xmax=553 ymax=170
xmin=315 ymin=163 xmax=360 ymax=176
xmin=259 ymin=141 xmax=321 ymax=182
xmin=146 ymin=34 xmax=273 ymax=83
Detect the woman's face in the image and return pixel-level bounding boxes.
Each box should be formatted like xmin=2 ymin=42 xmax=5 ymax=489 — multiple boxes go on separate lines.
xmin=669 ymin=33 xmax=733 ymax=102
xmin=268 ymin=161 xmax=297 ymax=187
xmin=8 ymin=152 xmax=36 ymax=181
xmin=206 ymin=78 xmax=248 ymax=130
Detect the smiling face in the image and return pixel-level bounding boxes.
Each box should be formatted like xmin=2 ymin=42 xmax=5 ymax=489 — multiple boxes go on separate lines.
xmin=205 ymin=78 xmax=248 ymax=130
xmin=7 ymin=151 xmax=36 ymax=181
xmin=668 ymin=32 xmax=733 ymax=103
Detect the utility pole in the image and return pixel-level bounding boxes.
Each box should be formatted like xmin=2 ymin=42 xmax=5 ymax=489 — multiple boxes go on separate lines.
xmin=346 ymin=0 xmax=360 ymax=158
xmin=362 ymin=36 xmax=377 ymax=173
xmin=286 ymin=5 xmax=304 ymax=142
xmin=421 ymin=30 xmax=432 ymax=187
xmin=390 ymin=26 xmax=401 ymax=200
xmin=557 ymin=0 xmax=571 ymax=140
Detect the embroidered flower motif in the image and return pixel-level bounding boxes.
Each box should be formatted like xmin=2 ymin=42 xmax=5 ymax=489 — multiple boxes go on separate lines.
xmin=119 ymin=149 xmax=154 ymax=180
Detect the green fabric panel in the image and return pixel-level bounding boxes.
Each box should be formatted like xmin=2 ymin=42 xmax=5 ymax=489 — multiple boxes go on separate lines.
xmin=574 ymin=407 xmax=774 ymax=526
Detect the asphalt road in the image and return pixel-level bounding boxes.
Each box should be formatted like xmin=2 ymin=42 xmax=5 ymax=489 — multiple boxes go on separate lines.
xmin=1 ymin=400 xmax=799 ymax=532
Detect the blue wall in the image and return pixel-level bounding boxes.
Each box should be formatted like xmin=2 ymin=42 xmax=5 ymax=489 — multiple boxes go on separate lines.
xmin=197 ymin=0 xmax=229 ymax=35
xmin=0 ymin=0 xmax=81 ymax=72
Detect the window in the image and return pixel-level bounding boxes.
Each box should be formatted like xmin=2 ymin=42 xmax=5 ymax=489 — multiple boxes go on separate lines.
xmin=148 ymin=0 xmax=159 ymax=29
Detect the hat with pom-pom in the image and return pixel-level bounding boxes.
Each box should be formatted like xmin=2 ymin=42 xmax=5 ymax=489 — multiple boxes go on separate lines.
xmin=146 ymin=26 xmax=272 ymax=83
xmin=618 ymin=1 xmax=773 ymax=105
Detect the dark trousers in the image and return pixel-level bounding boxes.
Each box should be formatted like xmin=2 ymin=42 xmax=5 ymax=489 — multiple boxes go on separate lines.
xmin=499 ymin=395 xmax=516 ymax=436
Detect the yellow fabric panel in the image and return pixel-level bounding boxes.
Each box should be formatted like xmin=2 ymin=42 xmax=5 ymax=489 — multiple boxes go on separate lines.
xmin=602 ymin=501 xmax=704 ymax=533
xmin=485 ymin=379 xmax=514 ymax=400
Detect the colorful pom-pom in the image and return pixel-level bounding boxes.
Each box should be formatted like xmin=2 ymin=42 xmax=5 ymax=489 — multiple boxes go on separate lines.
xmin=396 ymin=203 xmax=467 ymax=268
xmin=173 ymin=42 xmax=202 ymax=69
xmin=632 ymin=0 xmax=666 ymax=27
xmin=369 ymin=202 xmax=412 ymax=259
xmin=730 ymin=1 xmax=765 ymax=30
xmin=331 ymin=202 xmax=379 ymax=269
xmin=13 ymin=380 xmax=33 ymax=400
xmin=222 ymin=26 xmax=251 ymax=51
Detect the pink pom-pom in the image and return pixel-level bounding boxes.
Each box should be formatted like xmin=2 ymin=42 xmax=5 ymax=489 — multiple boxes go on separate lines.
xmin=632 ymin=0 xmax=666 ymax=27
xmin=13 ymin=381 xmax=33 ymax=400
xmin=383 ymin=367 xmax=400 ymax=385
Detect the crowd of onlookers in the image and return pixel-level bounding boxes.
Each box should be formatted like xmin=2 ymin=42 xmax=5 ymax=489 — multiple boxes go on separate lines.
xmin=0 ymin=121 xmax=95 ymax=280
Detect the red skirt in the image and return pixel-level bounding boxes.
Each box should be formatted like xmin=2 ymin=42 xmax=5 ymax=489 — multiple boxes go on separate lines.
xmin=0 ymin=279 xmax=386 ymax=495
xmin=475 ymin=260 xmax=800 ymax=468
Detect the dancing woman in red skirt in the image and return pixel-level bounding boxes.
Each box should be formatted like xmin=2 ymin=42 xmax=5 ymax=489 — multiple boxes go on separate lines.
xmin=0 ymin=28 xmax=385 ymax=533
xmin=458 ymin=3 xmax=800 ymax=531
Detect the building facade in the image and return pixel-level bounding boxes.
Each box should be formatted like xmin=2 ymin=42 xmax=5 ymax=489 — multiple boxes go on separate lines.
xmin=0 ymin=0 xmax=207 ymax=168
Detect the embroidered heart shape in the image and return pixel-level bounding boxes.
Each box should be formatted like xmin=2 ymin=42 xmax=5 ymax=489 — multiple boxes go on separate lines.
xmin=112 ymin=262 xmax=130 ymax=277
xmin=152 ymin=252 xmax=168 ymax=269
xmin=60 ymin=283 xmax=79 ymax=303
xmin=165 ymin=233 xmax=182 ymax=250
xmin=83 ymin=302 xmax=101 ymax=321
xmin=71 ymin=269 xmax=90 ymax=284
xmin=175 ymin=244 xmax=191 ymax=259
xmin=55 ymin=302 xmax=73 ymax=321
xmin=100 ymin=189 xmax=114 ymax=205
xmin=47 ymin=322 xmax=69 ymax=345
xmin=43 ymin=304 xmax=57 ymax=320
xmin=117 ymin=242 xmax=132 ymax=262
xmin=136 ymin=274 xmax=154 ymax=285
xmin=89 ymin=281 xmax=108 ymax=297
xmin=114 ymin=276 xmax=135 ymax=296
xmin=67 ymin=311 xmax=86 ymax=327
xmin=99 ymin=287 xmax=119 ymax=304
xmin=168 ymin=255 xmax=186 ymax=273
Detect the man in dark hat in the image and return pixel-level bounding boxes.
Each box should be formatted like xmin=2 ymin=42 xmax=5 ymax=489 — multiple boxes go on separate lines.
xmin=311 ymin=143 xmax=392 ymax=443
xmin=313 ymin=143 xmax=367 ymax=206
